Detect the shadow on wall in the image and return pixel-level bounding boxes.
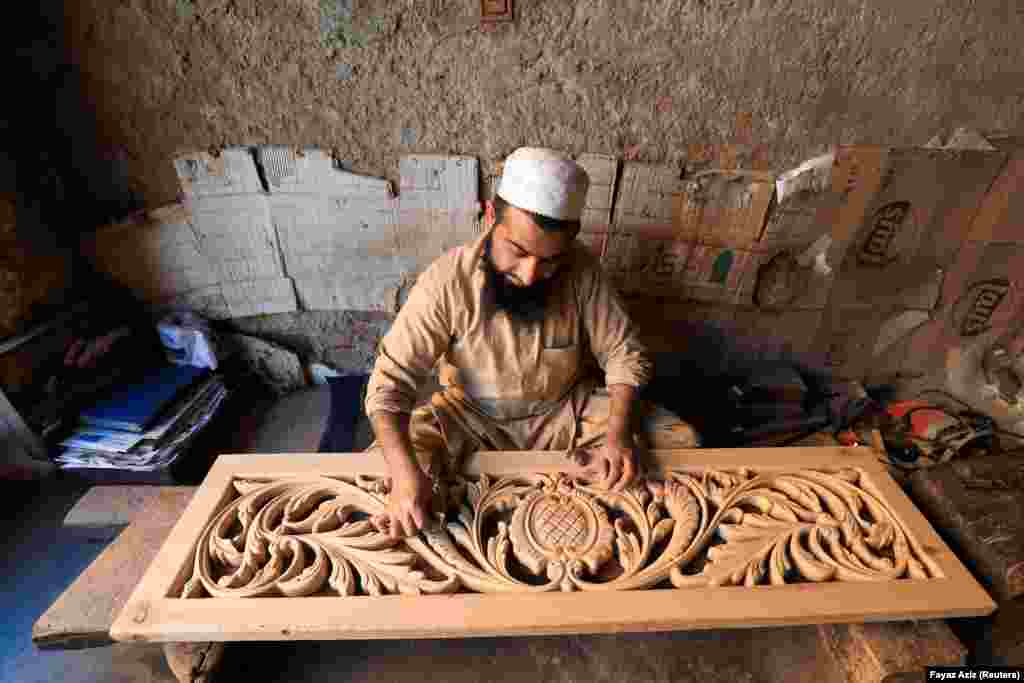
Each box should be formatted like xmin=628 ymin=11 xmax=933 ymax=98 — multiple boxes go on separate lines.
xmin=1 ymin=1 xmax=144 ymax=339
xmin=644 ymin=319 xmax=833 ymax=445
xmin=8 ymin=0 xmax=142 ymax=249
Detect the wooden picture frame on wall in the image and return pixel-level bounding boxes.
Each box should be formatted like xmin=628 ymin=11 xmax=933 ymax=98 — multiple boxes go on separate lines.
xmin=111 ymin=448 xmax=995 ymax=644
xmin=481 ymin=0 xmax=514 ymax=24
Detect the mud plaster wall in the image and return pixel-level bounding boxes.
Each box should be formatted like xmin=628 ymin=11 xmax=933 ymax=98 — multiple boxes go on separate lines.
xmin=6 ymin=0 xmax=1023 ymax=391
xmin=2 ymin=1 xmax=148 ymax=340
xmin=66 ymin=0 xmax=1024 ymax=209
xmin=42 ymin=0 xmax=1024 ymax=386
xmin=2 ymin=3 xmax=99 ymax=339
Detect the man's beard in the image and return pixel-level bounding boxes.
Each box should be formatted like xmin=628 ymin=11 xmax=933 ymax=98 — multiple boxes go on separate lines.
xmin=482 ymin=237 xmax=558 ymax=323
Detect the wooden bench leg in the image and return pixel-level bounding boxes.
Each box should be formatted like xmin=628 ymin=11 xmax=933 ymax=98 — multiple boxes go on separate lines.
xmin=163 ymin=642 xmax=225 ymax=683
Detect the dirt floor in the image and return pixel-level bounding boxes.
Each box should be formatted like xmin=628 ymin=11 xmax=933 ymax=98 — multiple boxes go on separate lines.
xmin=59 ymin=0 xmax=1024 ymax=208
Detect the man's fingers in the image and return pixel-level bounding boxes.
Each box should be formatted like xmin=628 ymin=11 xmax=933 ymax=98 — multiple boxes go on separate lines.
xmin=386 ymin=514 xmax=401 ymax=540
xmin=384 ymin=511 xmax=410 ymax=540
xmin=410 ymin=504 xmax=426 ymax=533
xmin=569 ymin=449 xmax=591 ymax=470
xmin=569 ymin=450 xmax=597 ymax=483
xmin=615 ymin=453 xmax=635 ymax=491
xmin=401 ymin=511 xmax=418 ymax=538
xmin=389 ymin=515 xmax=404 ymax=540
xmin=603 ymin=455 xmax=621 ymax=491
xmin=586 ymin=463 xmax=606 ymax=486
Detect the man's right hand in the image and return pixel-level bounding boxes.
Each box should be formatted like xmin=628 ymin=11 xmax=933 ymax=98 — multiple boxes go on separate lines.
xmin=380 ymin=465 xmax=434 ymax=540
xmin=369 ymin=410 xmax=436 ymax=539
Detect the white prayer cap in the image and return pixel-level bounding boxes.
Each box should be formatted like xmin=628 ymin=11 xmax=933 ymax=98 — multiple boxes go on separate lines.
xmin=496 ymin=147 xmax=590 ymax=222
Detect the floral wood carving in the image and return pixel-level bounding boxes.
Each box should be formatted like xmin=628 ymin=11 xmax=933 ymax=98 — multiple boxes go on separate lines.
xmin=177 ymin=467 xmax=943 ymax=599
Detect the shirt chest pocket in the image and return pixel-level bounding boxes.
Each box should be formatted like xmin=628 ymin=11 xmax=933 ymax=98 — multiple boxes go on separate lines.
xmin=540 ymin=306 xmax=578 ymax=350
xmin=542 ymin=335 xmax=576 ymax=350
xmin=531 ymin=342 xmax=580 ymax=400
xmin=533 ymin=308 xmax=580 ymax=398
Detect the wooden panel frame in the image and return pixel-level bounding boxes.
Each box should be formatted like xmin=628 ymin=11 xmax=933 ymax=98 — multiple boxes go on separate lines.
xmin=111 ymin=448 xmax=994 ymax=643
xmin=480 ymin=0 xmax=514 ymax=23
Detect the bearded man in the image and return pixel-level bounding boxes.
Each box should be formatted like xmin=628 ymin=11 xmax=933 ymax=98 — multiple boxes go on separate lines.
xmin=365 ymin=147 xmax=699 ymax=538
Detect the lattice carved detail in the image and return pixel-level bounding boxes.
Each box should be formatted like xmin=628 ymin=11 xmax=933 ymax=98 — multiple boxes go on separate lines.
xmin=177 ymin=467 xmax=943 ymax=598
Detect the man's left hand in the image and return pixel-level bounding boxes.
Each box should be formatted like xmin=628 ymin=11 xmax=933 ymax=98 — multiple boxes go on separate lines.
xmin=572 ymin=428 xmax=636 ymax=492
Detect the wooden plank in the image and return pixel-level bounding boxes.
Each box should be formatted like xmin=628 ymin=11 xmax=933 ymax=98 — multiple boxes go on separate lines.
xmin=33 ymin=487 xmax=196 ymax=650
xmin=110 ymin=449 xmax=994 ymax=643
xmin=818 ymin=621 xmax=966 ymax=683
xmin=116 ymin=579 xmax=992 ymax=643
xmin=64 ymin=486 xmax=170 ymax=528
xmin=909 ymin=456 xmax=1024 ymax=602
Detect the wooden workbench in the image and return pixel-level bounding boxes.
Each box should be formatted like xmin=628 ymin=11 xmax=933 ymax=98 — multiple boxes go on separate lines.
xmin=33 ymin=486 xmax=197 ymax=650
xmin=35 ymin=449 xmax=980 ymax=683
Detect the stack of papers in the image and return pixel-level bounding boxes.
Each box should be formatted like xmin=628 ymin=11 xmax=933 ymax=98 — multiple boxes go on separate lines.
xmin=79 ymin=364 xmax=209 ymax=432
xmin=54 ymin=374 xmax=227 ymax=472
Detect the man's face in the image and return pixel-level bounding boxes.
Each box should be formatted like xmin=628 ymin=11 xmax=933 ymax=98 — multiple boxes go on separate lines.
xmin=482 ymin=200 xmax=577 ymax=320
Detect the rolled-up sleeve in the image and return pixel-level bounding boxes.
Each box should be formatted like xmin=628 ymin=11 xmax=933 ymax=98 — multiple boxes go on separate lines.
xmin=579 ymin=265 xmax=653 ymax=389
xmin=364 ymin=260 xmax=452 ymax=416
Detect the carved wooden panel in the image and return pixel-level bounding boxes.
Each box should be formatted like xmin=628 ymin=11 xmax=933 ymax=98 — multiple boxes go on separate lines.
xmin=111 ymin=449 xmax=995 ymax=643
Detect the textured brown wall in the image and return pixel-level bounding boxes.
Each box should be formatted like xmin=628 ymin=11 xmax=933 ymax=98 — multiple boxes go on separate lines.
xmin=65 ymin=0 xmax=1024 ymax=208
xmin=1 ymin=2 xmax=124 ymax=340
xmin=9 ymin=0 xmax=1024 ymax=379
xmin=0 ymin=195 xmax=72 ymax=340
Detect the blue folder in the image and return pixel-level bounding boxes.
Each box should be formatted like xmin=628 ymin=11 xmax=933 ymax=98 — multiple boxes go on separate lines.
xmin=79 ymin=364 xmax=209 ymax=432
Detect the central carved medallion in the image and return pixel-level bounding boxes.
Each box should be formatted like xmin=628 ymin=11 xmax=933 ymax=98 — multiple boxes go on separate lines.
xmin=509 ymin=477 xmax=615 ymax=577
xmin=533 ymin=495 xmax=589 ymax=547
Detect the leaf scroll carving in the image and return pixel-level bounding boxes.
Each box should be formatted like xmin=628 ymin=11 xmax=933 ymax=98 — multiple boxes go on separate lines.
xmin=177 ymin=467 xmax=940 ymax=599
xmin=180 ymin=477 xmax=459 ymax=598
xmin=669 ymin=468 xmax=943 ymax=588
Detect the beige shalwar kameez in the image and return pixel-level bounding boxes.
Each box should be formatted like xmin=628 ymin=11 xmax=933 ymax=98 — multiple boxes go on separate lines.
xmin=364 ymin=229 xmax=698 ymax=476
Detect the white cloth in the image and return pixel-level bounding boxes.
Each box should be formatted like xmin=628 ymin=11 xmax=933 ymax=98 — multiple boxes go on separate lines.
xmin=496 ymin=147 xmax=589 ymax=221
